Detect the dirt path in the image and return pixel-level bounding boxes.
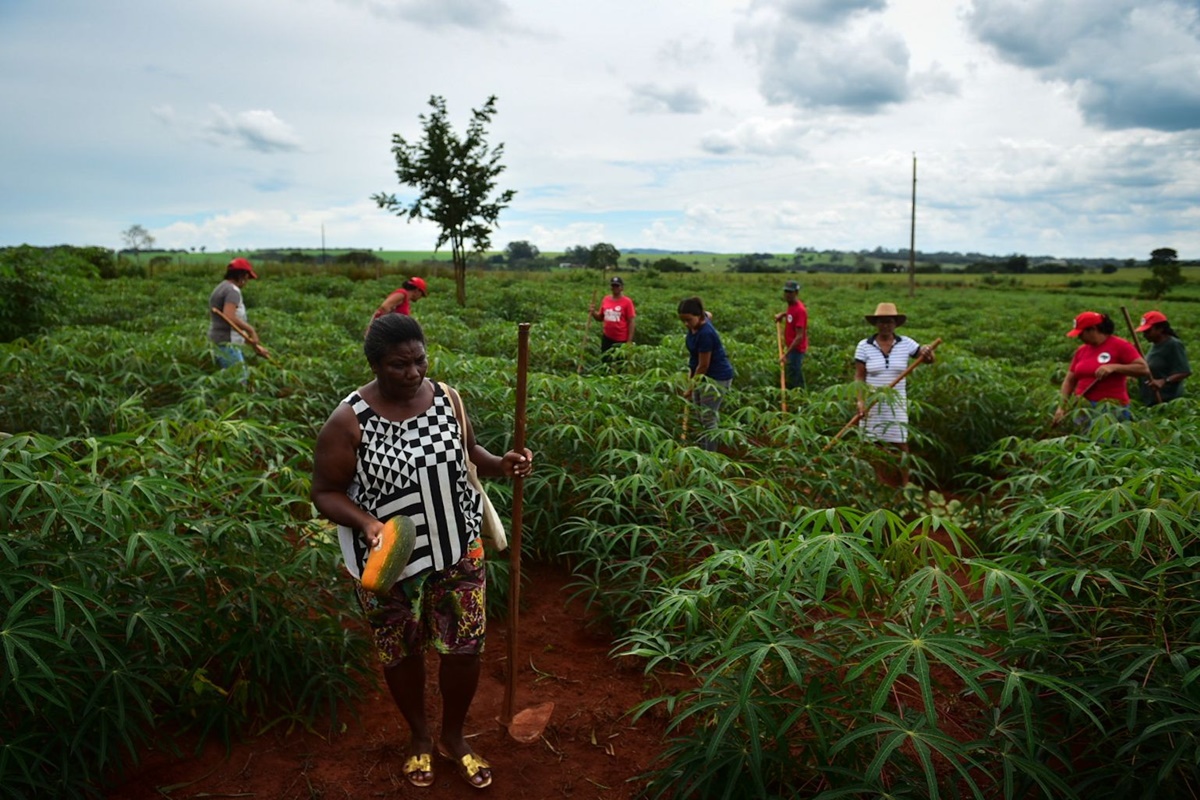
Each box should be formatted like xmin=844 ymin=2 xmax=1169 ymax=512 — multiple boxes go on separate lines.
xmin=106 ymin=561 xmax=685 ymax=800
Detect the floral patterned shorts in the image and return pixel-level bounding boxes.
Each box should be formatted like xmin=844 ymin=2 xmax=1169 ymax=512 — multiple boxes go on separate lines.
xmin=355 ymin=538 xmax=486 ymax=665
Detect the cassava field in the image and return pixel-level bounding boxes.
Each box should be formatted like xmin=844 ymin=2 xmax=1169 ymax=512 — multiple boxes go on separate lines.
xmin=3 ymin=259 xmax=1200 ymax=799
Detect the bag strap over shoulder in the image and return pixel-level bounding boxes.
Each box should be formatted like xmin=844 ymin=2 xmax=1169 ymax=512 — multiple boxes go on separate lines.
xmin=438 ymin=381 xmax=469 ymax=450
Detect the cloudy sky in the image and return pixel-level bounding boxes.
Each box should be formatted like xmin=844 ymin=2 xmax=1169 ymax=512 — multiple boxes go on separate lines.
xmin=3 ymin=0 xmax=1199 ymax=259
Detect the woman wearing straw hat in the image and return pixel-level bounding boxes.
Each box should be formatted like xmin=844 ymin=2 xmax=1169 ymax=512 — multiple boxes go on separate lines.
xmin=854 ymin=302 xmax=934 ymax=461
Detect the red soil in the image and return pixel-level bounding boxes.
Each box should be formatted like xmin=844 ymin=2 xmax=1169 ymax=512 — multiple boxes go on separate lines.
xmin=106 ymin=561 xmax=685 ymax=800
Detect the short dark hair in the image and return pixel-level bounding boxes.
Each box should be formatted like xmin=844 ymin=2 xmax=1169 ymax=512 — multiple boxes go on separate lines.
xmin=1096 ymin=315 xmax=1116 ymax=336
xmin=364 ymin=313 xmax=425 ymax=365
xmin=678 ymin=296 xmax=705 ymax=317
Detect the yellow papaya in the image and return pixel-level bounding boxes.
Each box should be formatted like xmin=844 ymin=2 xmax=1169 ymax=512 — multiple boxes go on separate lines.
xmin=360 ymin=516 xmax=416 ymax=594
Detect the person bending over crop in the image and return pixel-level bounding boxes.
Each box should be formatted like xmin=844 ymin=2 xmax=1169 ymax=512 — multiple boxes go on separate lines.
xmin=1135 ymin=310 xmax=1191 ymax=406
xmin=1053 ymin=311 xmax=1149 ymax=427
xmin=207 ymin=257 xmax=270 ymax=383
xmin=854 ymin=302 xmax=934 ymax=483
xmin=678 ymin=296 xmax=734 ymax=451
xmin=372 ymin=276 xmax=428 ymax=320
xmin=311 ymin=314 xmax=532 ymax=791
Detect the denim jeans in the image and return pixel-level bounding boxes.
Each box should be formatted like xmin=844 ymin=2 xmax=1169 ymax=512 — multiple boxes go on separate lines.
xmin=785 ymin=351 xmax=806 ymax=390
xmin=213 ymin=343 xmax=248 ymax=385
xmin=692 ymin=377 xmax=732 ymax=451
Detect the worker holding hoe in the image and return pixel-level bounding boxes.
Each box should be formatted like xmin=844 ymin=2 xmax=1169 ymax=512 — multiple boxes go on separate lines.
xmin=207 ymin=257 xmax=270 ymax=384
xmin=774 ymin=280 xmax=808 ymax=390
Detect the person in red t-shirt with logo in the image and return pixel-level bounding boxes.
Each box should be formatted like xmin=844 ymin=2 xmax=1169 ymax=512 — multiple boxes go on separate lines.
xmin=773 ymin=280 xmax=808 ymax=390
xmin=1053 ymin=311 xmax=1149 ymax=426
xmin=589 ymin=276 xmax=637 ymax=364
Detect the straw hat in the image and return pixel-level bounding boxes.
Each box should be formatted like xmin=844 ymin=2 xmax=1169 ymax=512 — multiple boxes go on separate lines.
xmin=865 ymin=302 xmax=906 ymax=325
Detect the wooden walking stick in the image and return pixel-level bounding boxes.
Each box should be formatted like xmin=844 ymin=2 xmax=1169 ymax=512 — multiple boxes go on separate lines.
xmin=823 ymin=337 xmax=942 ymax=451
xmin=680 ymin=388 xmax=690 ymax=443
xmin=501 ymin=322 xmax=554 ymax=743
xmin=1120 ymin=305 xmax=1161 ymax=404
xmin=576 ymin=289 xmax=598 ymax=374
xmin=211 ymin=307 xmax=271 ymax=359
xmin=776 ymin=320 xmax=788 ymax=413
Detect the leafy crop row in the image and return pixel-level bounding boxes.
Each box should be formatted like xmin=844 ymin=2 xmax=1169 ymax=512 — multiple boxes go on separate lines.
xmin=1 ymin=267 xmax=1197 ymax=798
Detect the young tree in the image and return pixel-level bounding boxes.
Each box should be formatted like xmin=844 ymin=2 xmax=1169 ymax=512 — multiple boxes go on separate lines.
xmin=504 ymin=240 xmax=540 ymax=264
xmin=1142 ymin=247 xmax=1185 ymax=299
xmin=588 ymin=242 xmax=620 ymax=273
xmin=121 ymin=224 xmax=155 ymax=263
xmin=561 ymin=245 xmax=592 ymax=266
xmin=373 ymin=95 xmax=516 ymax=306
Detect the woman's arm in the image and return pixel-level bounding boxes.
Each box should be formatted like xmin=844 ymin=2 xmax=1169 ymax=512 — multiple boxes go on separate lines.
xmin=311 ymin=404 xmax=384 ymax=546
xmin=1095 ymin=357 xmax=1150 ymax=380
xmin=854 ymin=361 xmax=867 ymax=414
xmin=1053 ymin=370 xmax=1081 ymax=424
xmin=1150 ymin=370 xmax=1192 ymax=389
xmin=222 ymin=300 xmax=270 ymax=356
xmin=374 ymin=289 xmax=408 ymax=318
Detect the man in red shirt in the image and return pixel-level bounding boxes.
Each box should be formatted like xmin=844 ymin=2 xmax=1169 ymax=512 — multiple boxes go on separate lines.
xmin=773 ymin=280 xmax=808 ymax=389
xmin=590 ymin=276 xmax=636 ymax=364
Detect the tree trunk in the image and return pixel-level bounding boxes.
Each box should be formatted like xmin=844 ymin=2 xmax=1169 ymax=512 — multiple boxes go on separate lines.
xmin=453 ymin=236 xmax=467 ymax=306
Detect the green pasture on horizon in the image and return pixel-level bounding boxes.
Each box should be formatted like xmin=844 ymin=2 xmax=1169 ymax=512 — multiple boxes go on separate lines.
xmin=146 ymin=246 xmax=1195 ymax=283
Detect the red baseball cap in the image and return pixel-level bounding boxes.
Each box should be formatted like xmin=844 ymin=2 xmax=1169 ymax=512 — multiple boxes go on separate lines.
xmin=1066 ymin=311 xmax=1104 ymax=337
xmin=1136 ymin=310 xmax=1168 ymax=332
xmin=408 ymin=276 xmax=427 ymax=293
xmin=228 ymin=257 xmax=258 ymax=279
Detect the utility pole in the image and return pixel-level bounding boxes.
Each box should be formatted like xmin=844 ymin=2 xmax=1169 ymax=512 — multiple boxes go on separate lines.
xmin=909 ymin=153 xmax=917 ymax=298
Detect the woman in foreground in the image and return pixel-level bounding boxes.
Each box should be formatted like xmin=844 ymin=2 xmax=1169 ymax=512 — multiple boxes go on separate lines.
xmin=311 ymin=314 xmax=532 ymax=790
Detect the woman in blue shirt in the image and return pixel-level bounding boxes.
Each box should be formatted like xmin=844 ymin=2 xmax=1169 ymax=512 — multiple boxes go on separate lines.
xmin=678 ymin=297 xmax=734 ymax=451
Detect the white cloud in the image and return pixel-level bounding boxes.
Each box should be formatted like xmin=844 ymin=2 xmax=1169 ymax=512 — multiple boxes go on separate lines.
xmin=203 ymin=106 xmax=303 ymax=153
xmin=966 ymin=0 xmax=1200 ymax=131
xmin=700 ymin=117 xmax=811 ymax=156
xmin=1 ymin=0 xmax=1198 ymax=258
xmin=340 ymin=0 xmax=517 ymax=30
xmin=629 ymin=84 xmax=709 ymax=114
xmin=740 ymin=1 xmax=911 ymax=112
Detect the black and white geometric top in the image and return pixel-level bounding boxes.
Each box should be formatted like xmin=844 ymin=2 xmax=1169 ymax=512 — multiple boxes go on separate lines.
xmin=336 ymin=381 xmax=482 ymax=583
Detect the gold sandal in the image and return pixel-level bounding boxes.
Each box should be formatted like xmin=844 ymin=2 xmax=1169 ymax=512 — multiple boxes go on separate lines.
xmin=437 ymin=744 xmax=492 ymax=789
xmin=402 ymin=752 xmax=434 ymax=788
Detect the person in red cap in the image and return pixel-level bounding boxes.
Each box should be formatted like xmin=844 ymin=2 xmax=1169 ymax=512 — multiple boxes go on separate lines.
xmin=1136 ymin=310 xmax=1191 ymax=405
xmin=208 ymin=257 xmax=270 ymax=381
xmin=1053 ymin=311 xmax=1149 ymax=426
xmin=372 ymin=277 xmax=428 ymax=321
xmin=773 ymin=280 xmax=808 ymax=390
